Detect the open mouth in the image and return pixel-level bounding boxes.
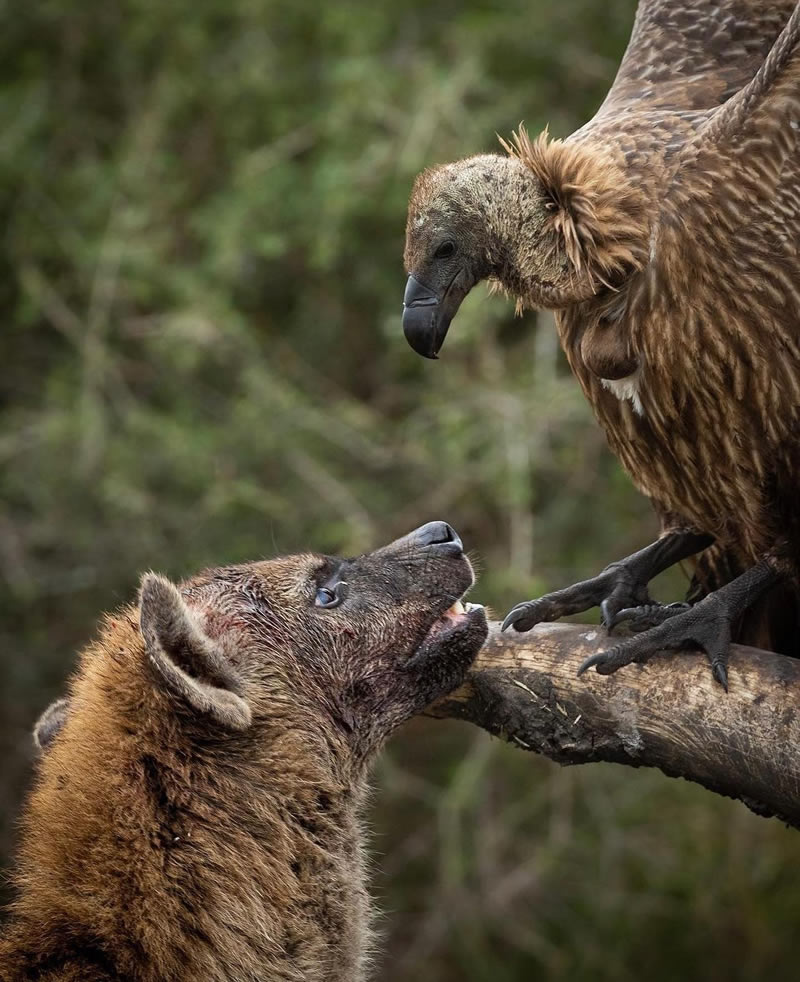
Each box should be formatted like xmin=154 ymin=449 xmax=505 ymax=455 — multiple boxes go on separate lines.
xmin=423 ymin=596 xmax=485 ymax=641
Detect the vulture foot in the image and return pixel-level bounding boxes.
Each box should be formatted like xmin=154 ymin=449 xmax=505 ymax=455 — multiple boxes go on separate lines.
xmin=609 ymin=601 xmax=691 ymax=633
xmin=502 ymin=530 xmax=713 ymax=634
xmin=578 ymin=559 xmax=783 ymax=690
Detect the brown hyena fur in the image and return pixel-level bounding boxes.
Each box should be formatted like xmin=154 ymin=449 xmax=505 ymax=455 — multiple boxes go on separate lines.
xmin=0 ymin=522 xmax=487 ymax=982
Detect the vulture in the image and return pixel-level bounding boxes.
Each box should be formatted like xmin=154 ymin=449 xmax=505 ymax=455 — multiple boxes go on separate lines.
xmin=402 ymin=0 xmax=800 ymax=687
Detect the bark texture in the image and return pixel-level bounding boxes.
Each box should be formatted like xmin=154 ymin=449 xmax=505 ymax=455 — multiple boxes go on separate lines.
xmin=429 ymin=623 xmax=800 ymax=828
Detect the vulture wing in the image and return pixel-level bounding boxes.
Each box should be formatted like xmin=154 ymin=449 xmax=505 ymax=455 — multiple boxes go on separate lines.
xmin=594 ymin=0 xmax=796 ymax=116
xmin=660 ymin=2 xmax=800 ymax=362
xmin=648 ymin=3 xmax=800 ymax=652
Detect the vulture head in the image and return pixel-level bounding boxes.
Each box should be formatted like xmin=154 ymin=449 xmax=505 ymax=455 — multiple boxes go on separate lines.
xmin=403 ymin=129 xmax=648 ymax=358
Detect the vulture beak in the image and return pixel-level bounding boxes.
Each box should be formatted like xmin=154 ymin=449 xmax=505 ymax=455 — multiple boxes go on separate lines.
xmin=403 ymin=273 xmax=465 ymax=359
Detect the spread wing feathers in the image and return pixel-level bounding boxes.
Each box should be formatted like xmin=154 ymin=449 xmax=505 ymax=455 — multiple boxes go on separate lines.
xmin=660 ymin=1 xmax=800 ymax=324
xmin=702 ymin=1 xmax=800 ymax=155
xmin=630 ymin=4 xmax=800 ymax=562
xmin=597 ymin=0 xmax=796 ymax=115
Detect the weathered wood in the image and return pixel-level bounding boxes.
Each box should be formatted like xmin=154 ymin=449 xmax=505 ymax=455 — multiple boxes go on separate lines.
xmin=429 ymin=623 xmax=800 ymax=827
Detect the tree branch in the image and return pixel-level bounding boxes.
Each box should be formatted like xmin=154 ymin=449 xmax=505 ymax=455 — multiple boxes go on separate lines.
xmin=429 ymin=623 xmax=800 ymax=827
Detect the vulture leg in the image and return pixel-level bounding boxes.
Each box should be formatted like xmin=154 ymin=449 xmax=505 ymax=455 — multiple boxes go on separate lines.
xmin=502 ymin=530 xmax=713 ymax=633
xmin=577 ymin=559 xmax=785 ymax=690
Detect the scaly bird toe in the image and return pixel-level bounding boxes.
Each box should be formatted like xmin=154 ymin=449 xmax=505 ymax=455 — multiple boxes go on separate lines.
xmin=503 ymin=567 xmax=651 ymax=634
xmin=577 ymin=594 xmax=734 ymax=689
xmin=502 ymin=532 xmax=714 ymax=636
xmin=502 ymin=599 xmax=553 ymax=632
xmin=609 ymin=601 xmax=691 ymax=633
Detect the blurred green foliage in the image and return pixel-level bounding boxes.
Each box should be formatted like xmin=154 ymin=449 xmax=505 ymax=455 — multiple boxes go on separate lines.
xmin=2 ymin=1 xmax=800 ymax=978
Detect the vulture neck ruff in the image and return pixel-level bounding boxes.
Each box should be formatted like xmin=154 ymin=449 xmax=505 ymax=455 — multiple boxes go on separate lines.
xmin=501 ymin=126 xmax=650 ymax=306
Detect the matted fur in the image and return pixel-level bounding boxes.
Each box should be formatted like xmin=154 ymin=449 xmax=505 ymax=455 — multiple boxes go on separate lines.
xmin=0 ymin=528 xmax=487 ymax=981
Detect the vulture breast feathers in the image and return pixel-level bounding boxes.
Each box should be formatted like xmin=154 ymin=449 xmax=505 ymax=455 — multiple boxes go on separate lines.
xmin=403 ymin=0 xmax=800 ymax=682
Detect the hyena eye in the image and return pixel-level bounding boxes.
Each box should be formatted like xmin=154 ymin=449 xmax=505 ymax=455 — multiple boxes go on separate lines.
xmin=315 ymin=583 xmax=348 ymax=609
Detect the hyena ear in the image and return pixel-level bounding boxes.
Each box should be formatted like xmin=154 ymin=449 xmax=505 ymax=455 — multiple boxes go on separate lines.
xmin=33 ymin=697 xmax=70 ymax=752
xmin=139 ymin=573 xmax=252 ymax=732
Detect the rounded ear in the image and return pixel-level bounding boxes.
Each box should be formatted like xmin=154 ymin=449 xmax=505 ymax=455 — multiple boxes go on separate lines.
xmin=139 ymin=573 xmax=252 ymax=732
xmin=33 ymin=697 xmax=70 ymax=753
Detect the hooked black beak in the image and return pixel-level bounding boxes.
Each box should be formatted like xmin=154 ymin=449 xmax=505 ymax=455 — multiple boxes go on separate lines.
xmin=402 ymin=275 xmax=453 ymax=359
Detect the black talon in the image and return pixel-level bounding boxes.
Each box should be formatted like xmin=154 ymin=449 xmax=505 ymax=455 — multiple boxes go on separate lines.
xmin=600 ymin=598 xmax=617 ymax=629
xmin=502 ymin=604 xmax=531 ymax=632
xmin=576 ymin=559 xmax=781 ymax=687
xmin=576 ymin=653 xmax=601 ymax=676
xmin=502 ymin=603 xmax=529 ymax=632
xmin=503 ymin=530 xmax=713 ymax=635
xmin=712 ymin=662 xmax=729 ymax=692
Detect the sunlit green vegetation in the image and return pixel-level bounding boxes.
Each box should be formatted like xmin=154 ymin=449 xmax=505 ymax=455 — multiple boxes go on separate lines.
xmin=3 ymin=2 xmax=799 ymax=978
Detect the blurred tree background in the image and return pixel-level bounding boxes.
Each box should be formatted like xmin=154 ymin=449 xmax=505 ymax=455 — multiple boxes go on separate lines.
xmin=2 ymin=0 xmax=800 ymax=978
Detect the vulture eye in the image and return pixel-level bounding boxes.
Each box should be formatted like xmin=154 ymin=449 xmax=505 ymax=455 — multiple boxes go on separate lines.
xmin=315 ymin=582 xmax=348 ymax=609
xmin=435 ymin=240 xmax=457 ymax=259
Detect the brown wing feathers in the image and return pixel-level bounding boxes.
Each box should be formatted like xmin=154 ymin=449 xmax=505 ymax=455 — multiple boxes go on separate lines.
xmin=562 ymin=2 xmax=800 ymax=651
